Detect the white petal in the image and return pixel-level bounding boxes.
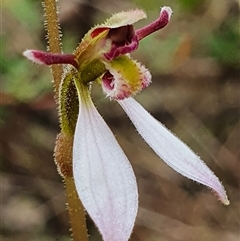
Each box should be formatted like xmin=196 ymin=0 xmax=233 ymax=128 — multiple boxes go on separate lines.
xmin=73 ymin=95 xmax=138 ymax=241
xmin=118 ymin=97 xmax=229 ymax=205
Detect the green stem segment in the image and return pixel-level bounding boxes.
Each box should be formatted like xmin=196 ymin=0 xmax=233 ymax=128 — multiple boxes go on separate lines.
xmin=80 ymin=59 xmax=106 ymax=84
xmin=43 ymin=0 xmax=63 ymax=97
xmin=65 ymin=177 xmax=89 ymax=241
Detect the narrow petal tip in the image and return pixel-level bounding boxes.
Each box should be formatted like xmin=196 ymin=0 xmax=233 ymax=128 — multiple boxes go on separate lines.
xmin=222 ymin=197 xmax=230 ymax=206
xmin=161 ymin=6 xmax=173 ymax=21
xmin=215 ymin=187 xmax=230 ymax=206
xmin=23 ymin=49 xmax=45 ymax=65
xmin=208 ymin=179 xmax=229 ymax=205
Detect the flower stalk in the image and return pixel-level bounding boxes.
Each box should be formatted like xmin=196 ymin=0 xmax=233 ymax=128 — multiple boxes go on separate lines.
xmin=65 ymin=177 xmax=88 ymax=241
xmin=43 ymin=0 xmax=63 ymax=96
xmin=42 ymin=0 xmax=88 ymax=240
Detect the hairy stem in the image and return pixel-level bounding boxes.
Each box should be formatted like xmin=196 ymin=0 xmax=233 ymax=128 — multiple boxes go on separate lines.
xmin=43 ymin=0 xmax=88 ymax=240
xmin=43 ymin=0 xmax=63 ymax=96
xmin=65 ymin=177 xmax=89 ymax=241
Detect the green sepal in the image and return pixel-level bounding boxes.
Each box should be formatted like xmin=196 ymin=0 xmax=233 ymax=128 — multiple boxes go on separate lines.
xmin=59 ymin=67 xmax=79 ymax=136
xmin=74 ymin=28 xmax=109 ymax=65
xmin=81 ymin=59 xmax=106 ymax=84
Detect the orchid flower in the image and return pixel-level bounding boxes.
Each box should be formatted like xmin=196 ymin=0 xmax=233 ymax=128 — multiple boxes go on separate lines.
xmin=23 ymin=6 xmax=229 ymax=241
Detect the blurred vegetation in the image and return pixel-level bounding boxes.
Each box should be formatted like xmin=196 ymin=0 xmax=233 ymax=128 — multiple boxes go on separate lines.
xmin=1 ymin=0 xmax=239 ymax=241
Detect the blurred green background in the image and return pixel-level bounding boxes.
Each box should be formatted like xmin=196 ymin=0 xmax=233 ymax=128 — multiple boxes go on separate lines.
xmin=1 ymin=0 xmax=239 ymax=240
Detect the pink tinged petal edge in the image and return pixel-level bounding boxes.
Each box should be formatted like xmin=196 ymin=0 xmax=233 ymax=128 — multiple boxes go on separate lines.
xmin=73 ymin=96 xmax=138 ymax=241
xmin=102 ymin=56 xmax=151 ymax=100
xmin=118 ymin=98 xmax=229 ymax=205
